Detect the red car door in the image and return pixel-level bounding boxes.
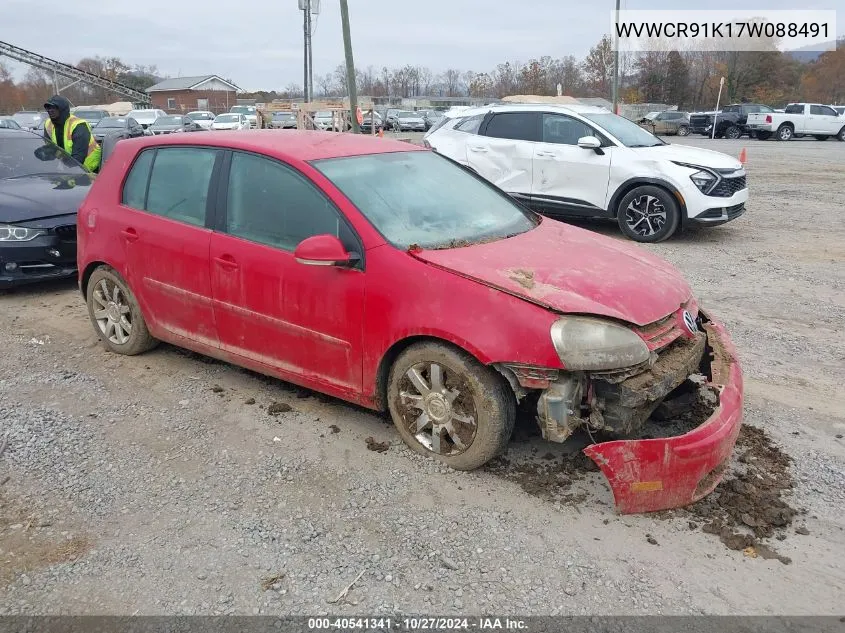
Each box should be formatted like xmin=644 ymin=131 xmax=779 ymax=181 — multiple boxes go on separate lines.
xmin=119 ymin=146 xmax=221 ymax=347
xmin=209 ymin=150 xmax=365 ymax=394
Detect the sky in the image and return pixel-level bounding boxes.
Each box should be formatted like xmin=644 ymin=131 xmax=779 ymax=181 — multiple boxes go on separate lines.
xmin=3 ymin=0 xmax=843 ymax=92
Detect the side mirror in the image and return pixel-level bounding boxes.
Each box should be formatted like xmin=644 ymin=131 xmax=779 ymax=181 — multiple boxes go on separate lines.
xmin=577 ymin=136 xmax=601 ymax=150
xmin=294 ymin=234 xmax=358 ymax=267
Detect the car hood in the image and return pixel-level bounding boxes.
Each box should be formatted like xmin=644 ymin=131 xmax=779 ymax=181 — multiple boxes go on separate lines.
xmin=633 ymin=144 xmax=742 ymax=170
xmin=411 ymin=219 xmax=692 ymax=326
xmin=0 ymin=174 xmax=92 ymax=223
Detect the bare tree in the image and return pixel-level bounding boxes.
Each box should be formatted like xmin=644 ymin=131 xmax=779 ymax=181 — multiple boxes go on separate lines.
xmin=584 ymin=35 xmax=614 ymax=96
xmin=441 ymin=69 xmax=463 ymax=96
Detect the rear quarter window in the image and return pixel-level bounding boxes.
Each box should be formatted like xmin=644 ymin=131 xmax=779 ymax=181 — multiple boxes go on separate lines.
xmin=121 ymin=149 xmax=155 ymax=209
xmin=453 ymin=114 xmax=484 ymax=134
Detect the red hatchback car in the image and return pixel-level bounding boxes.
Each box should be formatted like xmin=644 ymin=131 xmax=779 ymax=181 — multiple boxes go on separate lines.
xmin=77 ymin=131 xmax=743 ymax=514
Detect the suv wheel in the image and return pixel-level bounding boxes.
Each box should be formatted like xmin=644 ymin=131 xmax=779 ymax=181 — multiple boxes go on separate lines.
xmin=724 ymin=125 xmax=742 ymax=139
xmin=776 ymin=124 xmax=794 ymax=141
xmin=86 ymin=267 xmax=158 ymax=356
xmin=387 ymin=342 xmax=515 ymax=470
xmin=677 ymin=125 xmax=689 ymax=136
xmin=837 ymin=127 xmax=845 ymax=142
xmin=616 ymin=185 xmax=680 ymax=243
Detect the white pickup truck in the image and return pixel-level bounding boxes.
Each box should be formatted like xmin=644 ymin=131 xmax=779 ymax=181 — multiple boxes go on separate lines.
xmin=746 ymin=103 xmax=845 ymax=141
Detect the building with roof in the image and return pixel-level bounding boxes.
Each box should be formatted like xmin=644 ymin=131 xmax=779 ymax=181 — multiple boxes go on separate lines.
xmin=146 ymin=75 xmax=242 ymax=114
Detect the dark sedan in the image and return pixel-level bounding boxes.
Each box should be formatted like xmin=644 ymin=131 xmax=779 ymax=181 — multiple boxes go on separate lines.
xmin=148 ymin=115 xmax=204 ymax=135
xmin=92 ymin=116 xmax=146 ymax=144
xmin=0 ymin=129 xmax=93 ymax=289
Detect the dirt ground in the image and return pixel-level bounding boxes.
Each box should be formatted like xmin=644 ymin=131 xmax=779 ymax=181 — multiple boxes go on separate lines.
xmin=1 ymin=136 xmax=844 ymax=615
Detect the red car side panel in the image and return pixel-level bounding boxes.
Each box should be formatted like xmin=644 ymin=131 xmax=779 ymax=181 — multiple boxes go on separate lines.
xmin=358 ymin=244 xmax=564 ymax=406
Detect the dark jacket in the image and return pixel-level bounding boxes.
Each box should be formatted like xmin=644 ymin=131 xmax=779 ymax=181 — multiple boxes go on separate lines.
xmin=43 ymin=95 xmax=92 ymax=167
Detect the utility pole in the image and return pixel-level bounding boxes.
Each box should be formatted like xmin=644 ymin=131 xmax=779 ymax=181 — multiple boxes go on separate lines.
xmin=340 ymin=0 xmax=359 ymax=133
xmin=302 ymin=0 xmax=311 ymax=102
xmin=611 ymin=0 xmax=620 ymax=114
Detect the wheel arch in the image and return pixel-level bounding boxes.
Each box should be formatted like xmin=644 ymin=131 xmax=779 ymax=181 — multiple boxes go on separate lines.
xmin=373 ymin=334 xmax=495 ymax=412
xmin=608 ymin=178 xmax=687 ymax=224
xmin=80 ymin=260 xmax=111 ymax=298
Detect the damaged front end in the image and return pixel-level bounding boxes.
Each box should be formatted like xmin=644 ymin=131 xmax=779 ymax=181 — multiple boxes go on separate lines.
xmin=502 ymin=307 xmax=743 ymax=514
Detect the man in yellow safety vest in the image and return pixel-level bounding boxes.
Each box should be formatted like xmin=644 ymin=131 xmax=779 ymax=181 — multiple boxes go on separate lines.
xmin=43 ymin=95 xmax=102 ymax=173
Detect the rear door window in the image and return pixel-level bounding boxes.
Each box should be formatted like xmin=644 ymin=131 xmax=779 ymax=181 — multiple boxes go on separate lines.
xmin=122 ymin=147 xmax=219 ymax=227
xmin=453 ymin=114 xmax=484 ymax=134
xmin=785 ymin=104 xmax=805 ymax=114
xmin=482 ymin=112 xmax=540 ymax=142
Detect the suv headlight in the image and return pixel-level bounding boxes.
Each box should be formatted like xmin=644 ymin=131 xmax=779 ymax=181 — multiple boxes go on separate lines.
xmin=673 ymin=161 xmax=719 ymax=194
xmin=0 ymin=225 xmax=45 ymax=241
xmin=689 ymin=169 xmax=717 ymax=193
xmin=550 ymin=316 xmax=649 ymax=371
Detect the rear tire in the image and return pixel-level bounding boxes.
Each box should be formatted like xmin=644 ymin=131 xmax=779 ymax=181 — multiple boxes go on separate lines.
xmin=677 ymin=125 xmax=689 ymax=136
xmin=86 ymin=267 xmax=157 ymax=356
xmin=725 ymin=125 xmax=742 ymax=139
xmin=776 ymin=124 xmax=794 ymax=141
xmin=616 ymin=185 xmax=680 ymax=243
xmin=837 ymin=127 xmax=845 ymax=142
xmin=387 ymin=342 xmax=515 ymax=471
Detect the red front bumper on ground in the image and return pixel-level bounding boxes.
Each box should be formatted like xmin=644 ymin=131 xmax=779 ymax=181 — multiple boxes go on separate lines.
xmin=583 ymin=316 xmax=743 ymax=514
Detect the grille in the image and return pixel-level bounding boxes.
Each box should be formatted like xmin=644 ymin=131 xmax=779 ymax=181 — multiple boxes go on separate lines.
xmin=710 ymin=176 xmax=747 ymax=197
xmin=53 ymin=224 xmax=77 ymax=239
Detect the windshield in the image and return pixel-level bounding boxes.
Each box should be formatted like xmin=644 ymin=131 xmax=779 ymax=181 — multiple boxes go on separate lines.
xmin=11 ymin=113 xmax=43 ymax=126
xmin=216 ymin=114 xmax=238 ymax=122
xmin=274 ymin=113 xmax=294 ymax=119
xmin=314 ymin=111 xmax=331 ymax=118
xmin=312 ymin=151 xmax=537 ymax=249
xmin=230 ymin=106 xmax=255 ymax=114
xmin=0 ymin=119 xmax=22 ymax=129
xmin=398 ymin=111 xmax=416 ymax=118
xmin=96 ymin=118 xmax=126 ymax=128
xmin=188 ymin=112 xmax=213 ymax=120
xmin=76 ymin=110 xmax=106 ymax=120
xmin=582 ymin=113 xmax=664 ymax=147
xmin=128 ymin=111 xmax=155 ymax=119
xmin=0 ymin=137 xmax=88 ymax=179
xmin=155 ymin=116 xmax=182 ymax=125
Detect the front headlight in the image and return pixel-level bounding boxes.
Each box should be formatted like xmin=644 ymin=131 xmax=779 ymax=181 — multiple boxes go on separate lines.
xmin=0 ymin=225 xmax=45 ymax=242
xmin=690 ymin=169 xmax=717 ymax=193
xmin=550 ymin=316 xmax=650 ymax=371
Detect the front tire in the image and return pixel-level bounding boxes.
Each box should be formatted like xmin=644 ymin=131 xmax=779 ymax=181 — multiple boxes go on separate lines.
xmin=616 ymin=185 xmax=680 ymax=243
xmin=387 ymin=342 xmax=515 ymax=470
xmin=86 ymin=267 xmax=157 ymax=356
xmin=837 ymin=127 xmax=845 ymax=142
xmin=776 ymin=124 xmax=794 ymax=141
xmin=724 ymin=125 xmax=742 ymax=139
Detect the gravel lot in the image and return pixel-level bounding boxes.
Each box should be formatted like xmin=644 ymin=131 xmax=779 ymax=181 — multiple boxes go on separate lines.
xmin=1 ymin=136 xmax=844 ymax=616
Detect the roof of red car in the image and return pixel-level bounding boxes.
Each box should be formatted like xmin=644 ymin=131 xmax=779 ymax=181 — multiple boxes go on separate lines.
xmin=128 ymin=130 xmax=426 ymax=161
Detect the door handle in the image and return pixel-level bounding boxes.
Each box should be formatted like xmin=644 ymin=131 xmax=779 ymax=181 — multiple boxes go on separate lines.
xmin=121 ymin=228 xmax=139 ymax=242
xmin=535 ymin=150 xmax=556 ymax=157
xmin=214 ymin=255 xmax=239 ymax=271
xmin=469 ymin=146 xmax=488 ymax=153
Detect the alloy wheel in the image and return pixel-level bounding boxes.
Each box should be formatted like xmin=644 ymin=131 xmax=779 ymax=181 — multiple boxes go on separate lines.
xmin=92 ymin=278 xmax=132 ymax=345
xmin=625 ymin=194 xmax=666 ymax=237
xmin=398 ymin=362 xmax=478 ymax=456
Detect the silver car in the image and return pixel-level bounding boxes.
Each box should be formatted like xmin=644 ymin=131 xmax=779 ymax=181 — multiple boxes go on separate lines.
xmin=392 ymin=110 xmax=426 ymax=132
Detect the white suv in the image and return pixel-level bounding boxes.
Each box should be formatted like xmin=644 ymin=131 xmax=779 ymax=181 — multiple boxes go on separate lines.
xmin=424 ymin=104 xmax=749 ymax=242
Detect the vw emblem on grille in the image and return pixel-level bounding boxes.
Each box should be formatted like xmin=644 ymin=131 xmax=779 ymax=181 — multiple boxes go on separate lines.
xmin=682 ymin=310 xmax=698 ymax=334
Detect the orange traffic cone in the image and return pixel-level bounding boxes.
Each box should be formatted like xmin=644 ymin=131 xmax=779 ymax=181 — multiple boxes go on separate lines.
xmin=378 ymin=128 xmax=384 ymax=138
xmin=739 ymin=147 xmax=747 ymax=164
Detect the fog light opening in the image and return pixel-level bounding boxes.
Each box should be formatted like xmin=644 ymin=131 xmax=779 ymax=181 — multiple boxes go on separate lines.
xmin=4 ymin=262 xmax=17 ymax=271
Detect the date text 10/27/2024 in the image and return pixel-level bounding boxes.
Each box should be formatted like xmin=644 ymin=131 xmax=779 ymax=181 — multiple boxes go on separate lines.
xmin=308 ymin=617 xmax=529 ymax=630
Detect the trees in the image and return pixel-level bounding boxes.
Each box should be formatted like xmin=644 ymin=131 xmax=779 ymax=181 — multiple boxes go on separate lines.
xmin=584 ymin=35 xmax=614 ymax=96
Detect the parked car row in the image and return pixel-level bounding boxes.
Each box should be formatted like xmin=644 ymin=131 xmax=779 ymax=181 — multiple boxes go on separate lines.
xmin=686 ymin=102 xmax=845 ymax=141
